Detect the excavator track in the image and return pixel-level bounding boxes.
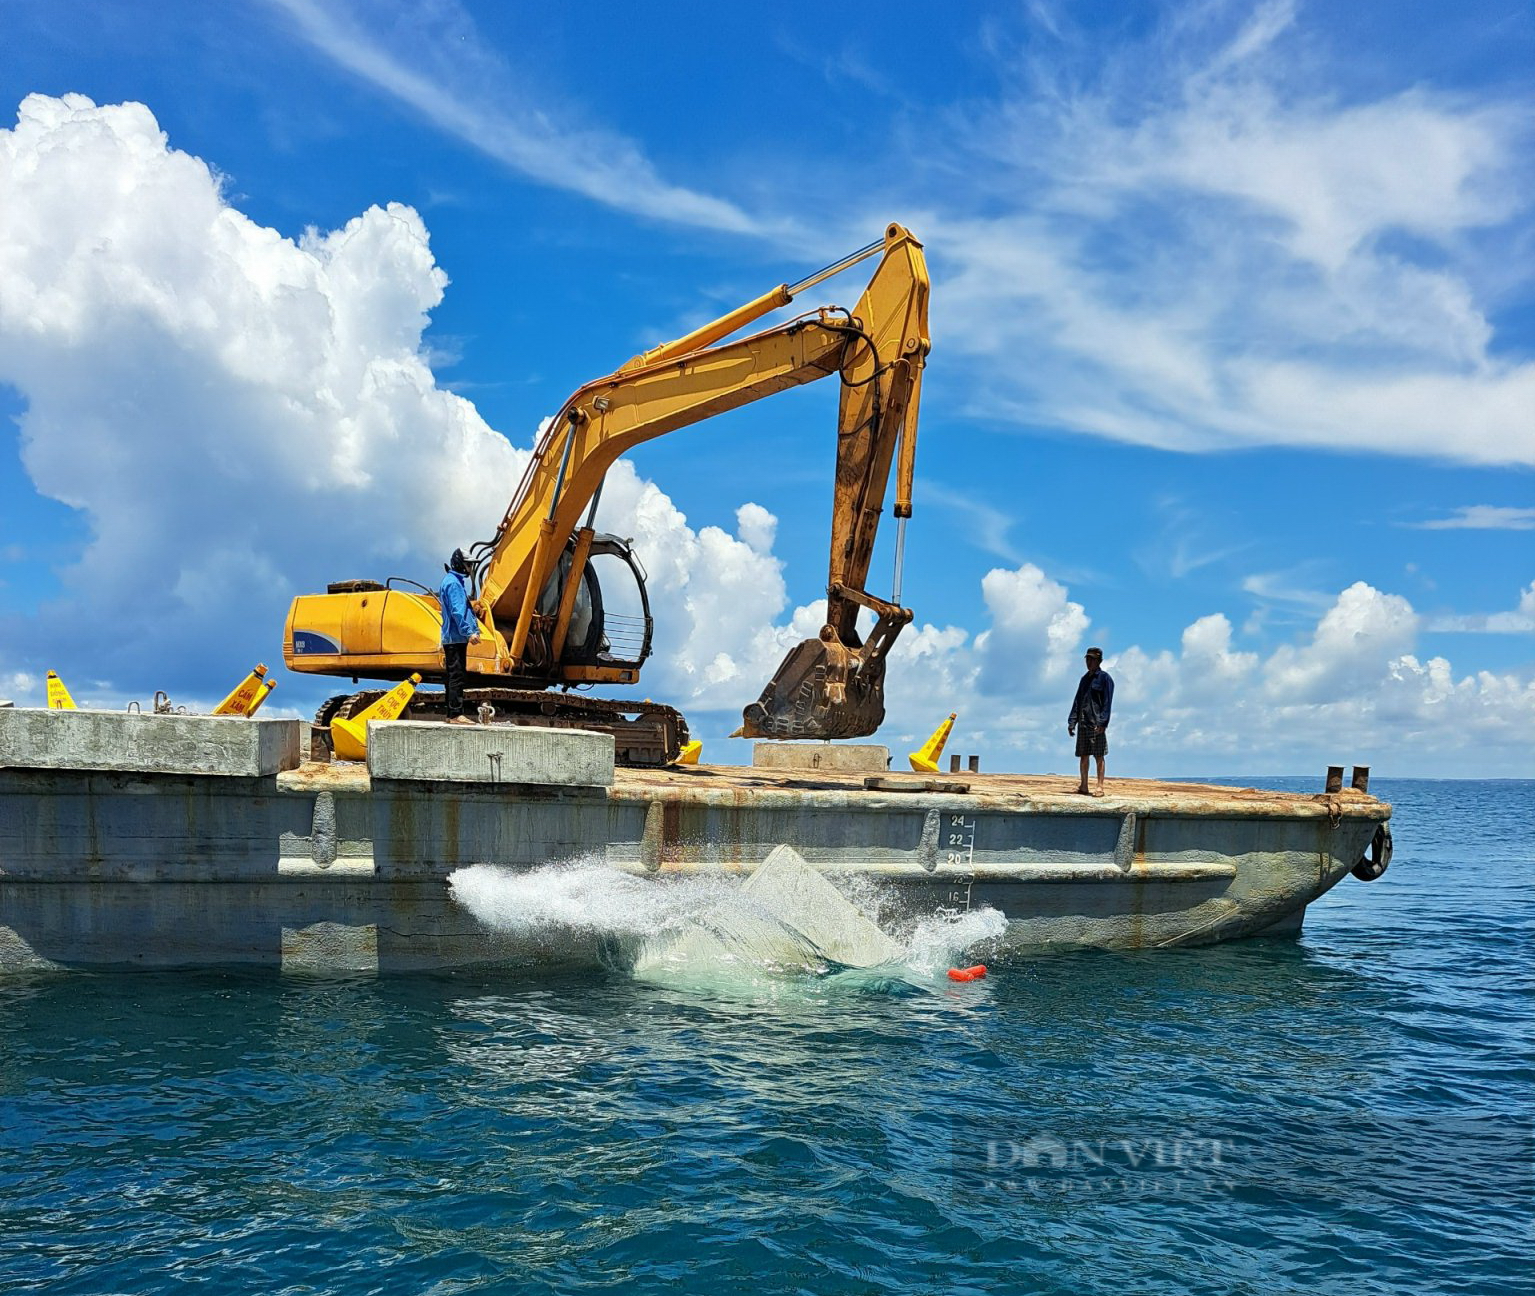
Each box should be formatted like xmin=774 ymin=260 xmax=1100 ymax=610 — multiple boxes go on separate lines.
xmin=313 ymin=689 xmax=688 ymax=768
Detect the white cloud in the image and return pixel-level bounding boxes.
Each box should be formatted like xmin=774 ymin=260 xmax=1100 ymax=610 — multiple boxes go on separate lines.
xmin=925 ymin=7 xmax=1535 ymax=466
xmin=1427 ymin=580 xmax=1535 ymax=633
xmin=734 ymin=503 xmax=777 ymax=555
xmin=0 ymin=94 xmax=520 ymax=686
xmin=268 ymin=0 xmax=767 ymax=236
xmin=244 ymin=4 xmax=1535 ymax=470
xmin=1113 ymin=87 xmax=1519 ymax=271
xmin=1262 ymin=582 xmax=1418 ymax=702
xmin=1180 ymin=613 xmax=1259 ymax=687
xmin=0 ymin=94 xmax=812 ymax=711
xmin=972 ymin=562 xmax=1091 ymax=697
xmin=1410 ymin=506 xmax=1535 ymax=531
xmin=874 ymin=572 xmax=1532 ymax=777
xmin=604 ymin=473 xmax=798 ymax=709
xmin=4 ymin=92 xmax=1529 ymax=776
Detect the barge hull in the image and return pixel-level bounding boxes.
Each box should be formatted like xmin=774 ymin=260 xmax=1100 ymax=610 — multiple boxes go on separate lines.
xmin=0 ymin=712 xmax=1391 ymax=972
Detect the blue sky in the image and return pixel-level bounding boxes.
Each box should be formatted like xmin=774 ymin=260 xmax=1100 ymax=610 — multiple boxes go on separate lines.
xmin=1 ymin=0 xmax=1531 ymax=776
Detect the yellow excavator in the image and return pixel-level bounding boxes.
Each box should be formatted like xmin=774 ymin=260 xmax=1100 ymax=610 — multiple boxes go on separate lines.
xmin=283 ymin=222 xmax=930 ymax=764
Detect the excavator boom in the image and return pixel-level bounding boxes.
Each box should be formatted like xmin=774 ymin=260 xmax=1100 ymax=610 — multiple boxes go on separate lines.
xmin=283 ymin=224 xmax=930 ymax=753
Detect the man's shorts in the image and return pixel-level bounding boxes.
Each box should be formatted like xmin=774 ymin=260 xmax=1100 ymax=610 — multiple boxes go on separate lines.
xmin=1075 ymin=727 xmax=1107 ymax=759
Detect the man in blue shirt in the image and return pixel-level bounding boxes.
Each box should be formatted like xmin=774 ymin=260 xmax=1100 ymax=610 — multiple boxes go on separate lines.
xmin=1068 ymin=647 xmax=1114 ymax=796
xmin=438 ymin=548 xmax=481 ymax=725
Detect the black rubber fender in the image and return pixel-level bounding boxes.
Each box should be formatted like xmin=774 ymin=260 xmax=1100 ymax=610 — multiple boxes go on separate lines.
xmin=1352 ymin=824 xmax=1393 ymax=881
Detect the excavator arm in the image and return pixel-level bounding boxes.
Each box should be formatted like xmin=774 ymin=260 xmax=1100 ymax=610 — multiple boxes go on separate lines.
xmin=739 ymin=225 xmax=930 ymax=739
xmin=473 ymin=222 xmax=930 ymax=739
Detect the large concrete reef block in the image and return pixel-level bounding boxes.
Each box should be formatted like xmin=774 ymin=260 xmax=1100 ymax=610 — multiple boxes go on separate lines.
xmin=741 ymin=844 xmax=904 ymax=967
xmin=629 ymin=844 xmax=904 ymax=978
xmin=367 ymin=722 xmax=614 ymax=789
xmin=0 ymin=707 xmax=302 ymax=776
xmin=753 ymin=742 xmax=890 ymax=774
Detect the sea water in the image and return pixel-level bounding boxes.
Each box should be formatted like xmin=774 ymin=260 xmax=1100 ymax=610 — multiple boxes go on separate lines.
xmin=0 ymin=779 xmax=1529 ymax=1294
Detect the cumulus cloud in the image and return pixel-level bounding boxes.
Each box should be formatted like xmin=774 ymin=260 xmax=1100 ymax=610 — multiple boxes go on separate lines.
xmin=1180 ymin=613 xmax=1259 ymax=686
xmin=877 ymin=571 xmax=1533 ymax=777
xmin=734 ymin=503 xmax=777 ymax=555
xmin=974 ymin=563 xmax=1091 ymax=696
xmin=0 ymin=94 xmax=806 ymax=711
xmin=1263 ymin=582 xmax=1418 ymax=702
xmin=0 ymin=93 xmax=519 ymax=690
xmin=603 ymin=472 xmax=798 ymax=708
xmin=4 ymin=92 xmax=1528 ymax=775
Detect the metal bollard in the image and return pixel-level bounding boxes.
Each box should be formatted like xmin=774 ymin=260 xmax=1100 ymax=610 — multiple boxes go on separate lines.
xmin=1351 ymin=766 xmax=1370 ymax=793
xmin=968 ymin=755 xmax=980 ymax=773
xmin=1325 ymin=766 xmax=1344 ymax=793
xmin=950 ymin=754 xmax=961 ymax=773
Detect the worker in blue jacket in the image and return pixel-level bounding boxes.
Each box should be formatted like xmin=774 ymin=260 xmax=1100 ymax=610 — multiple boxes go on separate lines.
xmin=1068 ymin=647 xmax=1114 ymax=796
xmin=438 ymin=548 xmax=481 ymax=725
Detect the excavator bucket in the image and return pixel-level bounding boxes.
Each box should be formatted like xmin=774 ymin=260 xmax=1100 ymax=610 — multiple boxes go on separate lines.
xmin=736 ymin=605 xmax=911 ymax=741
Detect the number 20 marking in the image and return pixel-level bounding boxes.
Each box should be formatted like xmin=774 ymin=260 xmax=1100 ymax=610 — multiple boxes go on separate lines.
xmin=944 ymin=814 xmax=977 ymax=871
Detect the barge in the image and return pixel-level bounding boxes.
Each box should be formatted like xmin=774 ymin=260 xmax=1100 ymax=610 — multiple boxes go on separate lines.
xmin=0 ymin=709 xmax=1392 ymax=973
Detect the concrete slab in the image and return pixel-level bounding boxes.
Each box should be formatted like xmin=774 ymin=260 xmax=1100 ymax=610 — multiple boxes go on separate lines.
xmin=753 ymin=742 xmax=890 ymax=773
xmin=367 ymin=722 xmax=614 ymax=789
xmin=742 ymin=845 xmax=904 ymax=967
xmin=629 ymin=844 xmax=904 ymax=980
xmin=0 ymin=707 xmax=301 ymax=776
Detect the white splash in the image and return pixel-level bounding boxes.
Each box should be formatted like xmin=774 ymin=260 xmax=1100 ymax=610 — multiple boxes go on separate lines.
xmin=447 ymin=855 xmax=1007 ymax=990
xmin=448 ymin=859 xmax=741 ymax=940
xmin=902 ymin=907 xmax=1010 ymax=978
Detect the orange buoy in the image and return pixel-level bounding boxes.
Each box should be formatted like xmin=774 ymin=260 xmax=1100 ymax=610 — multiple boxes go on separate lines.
xmin=947 ymin=964 xmax=988 ymax=982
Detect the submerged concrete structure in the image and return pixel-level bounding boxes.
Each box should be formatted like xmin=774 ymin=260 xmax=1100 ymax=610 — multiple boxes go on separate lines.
xmin=0 ymin=709 xmax=1392 ymax=973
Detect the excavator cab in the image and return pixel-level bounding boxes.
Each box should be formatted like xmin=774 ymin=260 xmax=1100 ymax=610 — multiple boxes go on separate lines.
xmin=536 ymin=535 xmax=654 ymax=671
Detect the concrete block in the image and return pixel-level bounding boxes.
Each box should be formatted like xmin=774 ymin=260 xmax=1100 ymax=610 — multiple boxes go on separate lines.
xmin=630 ymin=844 xmax=902 ymax=979
xmin=753 ymin=742 xmax=889 ymax=774
xmin=367 ymin=722 xmax=614 ymax=789
xmin=0 ymin=707 xmax=301 ymax=776
xmin=742 ymin=844 xmax=904 ymax=967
